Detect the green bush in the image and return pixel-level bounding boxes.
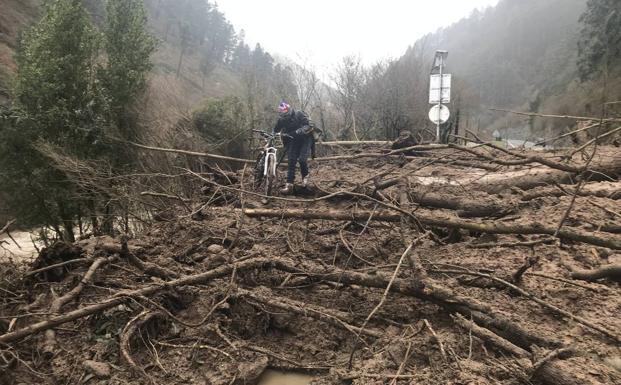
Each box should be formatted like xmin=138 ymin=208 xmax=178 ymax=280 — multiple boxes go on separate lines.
xmin=191 ymin=96 xmax=248 ymax=158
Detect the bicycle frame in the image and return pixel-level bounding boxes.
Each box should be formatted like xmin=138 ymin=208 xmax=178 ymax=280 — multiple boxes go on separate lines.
xmin=253 ymin=129 xmax=288 ymax=174
xmin=252 ymin=130 xmax=289 ymax=197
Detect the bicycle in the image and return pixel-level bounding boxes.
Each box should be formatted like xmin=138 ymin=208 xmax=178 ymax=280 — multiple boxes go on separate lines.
xmin=252 ymin=130 xmax=290 ymax=198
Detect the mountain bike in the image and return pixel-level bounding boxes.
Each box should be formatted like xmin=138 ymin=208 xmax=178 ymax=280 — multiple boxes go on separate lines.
xmin=252 ymin=130 xmax=290 ymax=198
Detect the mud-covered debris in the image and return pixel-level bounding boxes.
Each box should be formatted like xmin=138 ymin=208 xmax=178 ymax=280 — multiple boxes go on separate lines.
xmin=207 ymin=244 xmax=225 ymax=254
xmin=29 ymin=241 xmax=83 ymax=281
xmin=235 ymin=355 xmax=269 ymax=385
xmin=83 ymin=360 xmax=111 ymax=379
xmin=2 ymin=145 xmax=621 ymax=385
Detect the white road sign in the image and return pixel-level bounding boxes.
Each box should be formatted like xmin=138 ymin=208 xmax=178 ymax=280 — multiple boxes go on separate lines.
xmin=429 ymin=105 xmax=450 ymax=124
xmin=429 ymin=74 xmax=452 ymax=104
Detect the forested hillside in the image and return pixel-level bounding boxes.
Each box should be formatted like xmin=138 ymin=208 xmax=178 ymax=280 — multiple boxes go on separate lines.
xmin=393 ymin=0 xmax=621 ymax=140
xmin=0 ymin=0 xmax=43 ymax=104
xmin=323 ymin=0 xmax=621 ymax=143
xmin=0 ymin=0 xmax=295 ymax=120
xmin=0 ymin=0 xmax=298 ymax=227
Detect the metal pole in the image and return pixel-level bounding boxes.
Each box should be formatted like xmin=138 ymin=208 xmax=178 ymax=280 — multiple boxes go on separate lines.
xmin=437 ymin=55 xmax=443 ymax=142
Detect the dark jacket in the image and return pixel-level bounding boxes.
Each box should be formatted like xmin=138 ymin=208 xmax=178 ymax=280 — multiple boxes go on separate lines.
xmin=273 ymin=109 xmax=310 ymax=136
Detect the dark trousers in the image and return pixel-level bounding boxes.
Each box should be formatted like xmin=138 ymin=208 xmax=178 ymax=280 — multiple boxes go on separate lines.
xmin=286 ymin=135 xmax=311 ymax=183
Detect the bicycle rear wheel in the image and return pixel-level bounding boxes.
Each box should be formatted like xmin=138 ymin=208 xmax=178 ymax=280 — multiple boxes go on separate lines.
xmin=253 ymin=152 xmax=266 ymax=190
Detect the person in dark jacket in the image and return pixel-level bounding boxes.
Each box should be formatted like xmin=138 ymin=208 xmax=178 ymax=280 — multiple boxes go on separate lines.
xmin=273 ymin=101 xmax=312 ymax=193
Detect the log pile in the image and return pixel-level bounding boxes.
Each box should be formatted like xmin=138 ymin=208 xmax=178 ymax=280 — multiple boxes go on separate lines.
xmin=0 ymin=142 xmax=620 ymax=385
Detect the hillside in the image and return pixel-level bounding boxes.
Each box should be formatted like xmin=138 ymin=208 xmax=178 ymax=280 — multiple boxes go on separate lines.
xmin=0 ymin=0 xmax=42 ymax=104
xmin=397 ymin=0 xmax=621 ymax=140
xmin=0 ymin=0 xmax=244 ymax=109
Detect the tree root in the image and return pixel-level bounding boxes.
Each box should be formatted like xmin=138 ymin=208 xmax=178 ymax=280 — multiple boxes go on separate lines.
xmin=120 ymin=310 xmax=165 ymax=376
xmin=42 ymin=256 xmax=114 ymax=358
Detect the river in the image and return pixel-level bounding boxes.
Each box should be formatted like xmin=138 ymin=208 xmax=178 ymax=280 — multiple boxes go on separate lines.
xmin=0 ymin=230 xmax=41 ymax=264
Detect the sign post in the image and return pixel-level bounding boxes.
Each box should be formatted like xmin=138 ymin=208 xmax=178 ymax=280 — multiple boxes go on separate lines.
xmin=429 ymin=51 xmax=450 ymax=142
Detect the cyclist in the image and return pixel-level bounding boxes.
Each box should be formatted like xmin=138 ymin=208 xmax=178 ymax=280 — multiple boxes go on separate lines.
xmin=273 ymin=101 xmax=313 ymax=194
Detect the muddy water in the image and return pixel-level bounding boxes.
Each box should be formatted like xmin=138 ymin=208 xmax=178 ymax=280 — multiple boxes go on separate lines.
xmin=0 ymin=230 xmax=41 ymax=263
xmin=258 ymin=370 xmax=314 ymax=385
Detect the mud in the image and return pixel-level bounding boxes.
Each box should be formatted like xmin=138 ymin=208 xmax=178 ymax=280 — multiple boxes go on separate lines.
xmin=258 ymin=370 xmax=314 ymax=385
xmin=0 ymin=145 xmax=620 ymax=385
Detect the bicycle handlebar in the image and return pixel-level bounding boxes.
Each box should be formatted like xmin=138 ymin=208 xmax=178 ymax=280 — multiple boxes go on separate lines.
xmin=252 ymin=130 xmax=292 ymax=139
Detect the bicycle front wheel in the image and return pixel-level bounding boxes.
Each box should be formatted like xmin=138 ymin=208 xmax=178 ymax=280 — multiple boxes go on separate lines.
xmin=264 ymin=155 xmax=274 ymax=197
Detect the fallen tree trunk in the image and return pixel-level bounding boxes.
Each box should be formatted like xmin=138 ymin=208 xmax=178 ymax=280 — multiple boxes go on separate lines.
xmin=568 ymin=264 xmax=621 ymax=282
xmin=521 ymin=182 xmax=621 ymax=201
xmin=452 ymin=314 xmax=611 ymax=385
xmin=318 ymin=141 xmax=392 ymax=147
xmin=128 ymin=139 xmax=447 ymax=165
xmin=366 ymin=179 xmax=511 ymax=217
xmin=449 ymin=143 xmax=585 ymax=173
xmin=267 ymin=258 xmax=560 ymax=350
xmin=475 ymin=168 xmax=561 ymax=194
xmin=420 ymin=157 xmax=500 ymax=171
xmin=473 ymin=153 xmax=621 ymax=194
xmin=0 ymin=255 xmax=553 ymax=352
xmin=128 ymin=141 xmax=254 ymax=164
xmin=488 ymin=107 xmax=621 ymax=123
xmin=240 ymin=208 xmax=621 ymax=249
xmin=5 ymin=251 xmax=613 ymax=357
xmin=408 ymin=190 xmax=512 ymax=217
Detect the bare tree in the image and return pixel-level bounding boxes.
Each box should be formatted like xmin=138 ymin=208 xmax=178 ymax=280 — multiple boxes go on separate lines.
xmin=291 ymin=56 xmax=320 ymax=111
xmin=331 ymin=55 xmax=365 ymax=140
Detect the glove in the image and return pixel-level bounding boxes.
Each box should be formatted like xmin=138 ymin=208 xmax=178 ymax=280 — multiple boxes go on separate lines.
xmin=295 ymin=126 xmax=310 ymax=135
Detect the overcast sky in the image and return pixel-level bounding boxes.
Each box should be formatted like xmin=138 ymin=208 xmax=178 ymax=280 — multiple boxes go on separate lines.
xmin=215 ymin=0 xmax=499 ymax=72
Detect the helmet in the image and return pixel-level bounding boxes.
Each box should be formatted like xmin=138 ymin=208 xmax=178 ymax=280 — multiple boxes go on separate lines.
xmin=278 ymin=101 xmax=291 ymax=117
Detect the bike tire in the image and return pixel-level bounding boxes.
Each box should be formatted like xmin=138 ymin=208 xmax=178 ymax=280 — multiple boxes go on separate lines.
xmin=253 ymin=152 xmax=266 ymax=190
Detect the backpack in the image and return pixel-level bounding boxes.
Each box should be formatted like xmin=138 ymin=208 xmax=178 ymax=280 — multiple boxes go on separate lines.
xmin=308 ymin=120 xmax=323 ymax=159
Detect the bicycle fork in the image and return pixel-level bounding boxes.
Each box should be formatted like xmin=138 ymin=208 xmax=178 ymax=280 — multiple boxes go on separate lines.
xmin=264 ymin=147 xmax=277 ymax=177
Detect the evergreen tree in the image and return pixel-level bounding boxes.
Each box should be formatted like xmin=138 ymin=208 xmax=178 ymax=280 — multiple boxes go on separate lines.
xmin=199 ymin=4 xmax=235 ymax=88
xmin=3 ymin=0 xmax=102 ymax=241
xmin=578 ymin=0 xmax=621 ymax=79
xmin=102 ymin=0 xmax=157 ymax=139
xmin=15 ymin=0 xmax=101 ymax=154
